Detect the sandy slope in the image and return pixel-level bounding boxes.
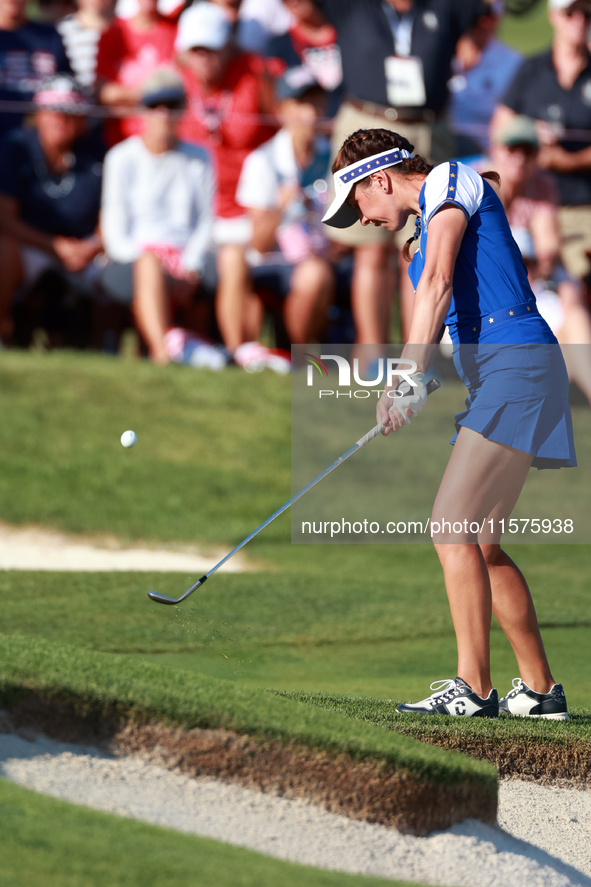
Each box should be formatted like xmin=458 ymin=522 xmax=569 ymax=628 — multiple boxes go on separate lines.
xmin=0 ymin=522 xmax=254 ymax=572
xmin=1 ymin=730 xmax=589 ymax=887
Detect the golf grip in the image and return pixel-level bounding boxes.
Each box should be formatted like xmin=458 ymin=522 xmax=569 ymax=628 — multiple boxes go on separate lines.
xmin=354 ymin=377 xmax=441 ymax=448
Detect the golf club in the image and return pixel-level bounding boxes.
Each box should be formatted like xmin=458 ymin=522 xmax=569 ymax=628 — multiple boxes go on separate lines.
xmin=147 ymin=377 xmax=441 ymax=605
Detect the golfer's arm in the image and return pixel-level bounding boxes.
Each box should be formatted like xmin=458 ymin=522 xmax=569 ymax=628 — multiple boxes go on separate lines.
xmin=402 ymin=204 xmax=467 ymax=373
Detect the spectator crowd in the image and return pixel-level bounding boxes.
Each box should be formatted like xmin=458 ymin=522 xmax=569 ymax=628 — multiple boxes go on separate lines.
xmin=1 ymin=0 xmax=591 ymax=375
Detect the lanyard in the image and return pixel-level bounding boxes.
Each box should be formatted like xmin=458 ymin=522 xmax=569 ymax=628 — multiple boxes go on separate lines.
xmin=381 ymin=2 xmax=415 ymax=57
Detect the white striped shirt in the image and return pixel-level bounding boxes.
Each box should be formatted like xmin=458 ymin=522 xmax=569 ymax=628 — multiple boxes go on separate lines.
xmin=56 ymin=15 xmax=102 ymax=89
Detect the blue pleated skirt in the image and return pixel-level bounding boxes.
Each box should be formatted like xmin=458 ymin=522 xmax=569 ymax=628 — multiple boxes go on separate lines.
xmin=450 ymin=336 xmax=576 ymax=470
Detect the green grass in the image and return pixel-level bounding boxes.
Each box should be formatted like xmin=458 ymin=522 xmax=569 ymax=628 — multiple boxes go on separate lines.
xmin=0 ymin=779 xmax=425 ymax=887
xmin=283 ymin=689 xmax=591 ymax=746
xmin=0 ymin=352 xmax=290 ymax=545
xmin=1 ymin=544 xmax=590 ymax=704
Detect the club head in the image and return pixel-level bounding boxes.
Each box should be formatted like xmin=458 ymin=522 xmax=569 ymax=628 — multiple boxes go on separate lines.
xmin=147 ymin=590 xmax=179 ymax=605
xmin=147 ymin=576 xmax=207 ymax=606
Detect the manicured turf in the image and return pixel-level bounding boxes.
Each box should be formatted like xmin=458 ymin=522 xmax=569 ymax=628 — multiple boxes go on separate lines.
xmin=0 ymin=352 xmax=290 ymax=546
xmin=0 ymin=779 xmax=425 ymax=887
xmin=1 ymin=542 xmax=590 ymax=706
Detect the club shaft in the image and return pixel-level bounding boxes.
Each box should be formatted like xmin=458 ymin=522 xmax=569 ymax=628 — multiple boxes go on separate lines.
xmin=149 ymin=377 xmax=440 ymax=604
xmin=205 ymin=425 xmax=384 ymax=579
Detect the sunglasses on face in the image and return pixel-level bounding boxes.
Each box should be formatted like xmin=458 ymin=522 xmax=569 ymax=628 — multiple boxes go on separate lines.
xmin=145 ymin=100 xmax=184 ymax=111
xmin=506 ymin=143 xmax=539 ymax=157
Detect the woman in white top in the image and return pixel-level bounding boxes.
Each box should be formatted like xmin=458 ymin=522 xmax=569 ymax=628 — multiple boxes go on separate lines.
xmin=101 ymin=69 xmax=217 ymax=364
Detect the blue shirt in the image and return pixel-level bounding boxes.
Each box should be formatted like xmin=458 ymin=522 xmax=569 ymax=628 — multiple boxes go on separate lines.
xmin=408 ymin=160 xmax=556 ymax=345
xmin=0 ymin=126 xmax=103 ymax=238
xmin=0 ymin=22 xmax=72 ymax=135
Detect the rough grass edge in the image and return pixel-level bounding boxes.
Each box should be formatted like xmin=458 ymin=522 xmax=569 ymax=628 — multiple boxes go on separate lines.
xmin=281 ymin=691 xmax=591 ymax=785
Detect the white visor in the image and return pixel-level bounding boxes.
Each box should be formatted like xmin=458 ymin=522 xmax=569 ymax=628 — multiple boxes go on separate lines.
xmin=322 ymin=148 xmax=413 ymax=228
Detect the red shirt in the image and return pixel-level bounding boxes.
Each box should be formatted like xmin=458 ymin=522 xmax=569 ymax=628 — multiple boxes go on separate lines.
xmin=96 ymin=16 xmax=177 ymax=146
xmin=178 ymin=53 xmax=275 ymax=219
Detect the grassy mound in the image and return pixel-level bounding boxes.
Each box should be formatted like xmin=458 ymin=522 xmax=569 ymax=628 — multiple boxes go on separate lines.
xmin=283 ymin=691 xmax=591 ymax=784
xmin=0 ymin=632 xmax=496 ymax=834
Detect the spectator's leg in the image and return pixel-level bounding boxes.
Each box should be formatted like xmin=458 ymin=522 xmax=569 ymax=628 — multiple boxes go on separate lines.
xmin=215 ymin=243 xmax=253 ymax=351
xmin=0 ymin=236 xmax=24 ymax=343
xmin=284 ymin=256 xmax=333 ymax=344
xmin=557 ymin=305 xmax=591 ymax=404
xmin=350 ymin=243 xmax=393 ymax=344
xmin=243 ymin=291 xmax=264 ymax=343
xmin=399 ymin=252 xmax=416 ymax=342
xmin=132 ymin=252 xmax=170 ymax=364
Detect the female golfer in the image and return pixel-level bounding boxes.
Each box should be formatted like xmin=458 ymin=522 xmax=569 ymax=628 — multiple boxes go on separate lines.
xmin=322 ymin=129 xmax=573 ymax=719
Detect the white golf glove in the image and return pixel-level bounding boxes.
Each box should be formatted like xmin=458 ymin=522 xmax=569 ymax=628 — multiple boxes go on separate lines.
xmin=387 ymin=372 xmax=427 ymax=427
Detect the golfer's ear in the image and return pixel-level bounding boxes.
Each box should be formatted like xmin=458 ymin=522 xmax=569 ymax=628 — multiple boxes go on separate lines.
xmin=370 ymin=170 xmax=388 ymax=191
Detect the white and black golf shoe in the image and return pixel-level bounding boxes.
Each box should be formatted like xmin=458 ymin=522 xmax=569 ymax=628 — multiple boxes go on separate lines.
xmin=499 ymin=678 xmax=569 ymax=720
xmin=396 ymin=678 xmax=499 ymax=718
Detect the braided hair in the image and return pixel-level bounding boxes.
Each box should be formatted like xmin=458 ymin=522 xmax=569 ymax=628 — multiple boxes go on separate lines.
xmin=333 ymin=129 xmax=500 ymax=259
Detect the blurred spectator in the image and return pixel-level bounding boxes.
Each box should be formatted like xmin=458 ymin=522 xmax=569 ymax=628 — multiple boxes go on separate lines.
xmin=176 ymin=2 xmax=276 ymax=354
xmin=514 ymin=227 xmax=591 ymax=405
xmin=237 ymin=0 xmax=295 ymax=53
xmin=57 ymin=0 xmax=115 ymax=90
xmin=0 ymin=0 xmax=72 ymax=136
xmin=114 ymin=0 xmax=184 ymax=18
xmin=492 ymin=0 xmax=591 ymax=280
xmin=489 ymin=116 xmax=562 ymax=279
xmin=485 ymin=114 xmax=591 ymax=402
xmin=95 ymin=0 xmax=177 ymax=145
xmin=266 ymin=0 xmax=343 ymax=117
xmin=101 ymin=68 xmax=228 ymax=367
xmin=318 ymin=0 xmax=487 ymax=343
xmin=448 ymin=0 xmax=522 ymax=156
xmin=37 ymin=0 xmax=77 ymax=24
xmin=0 ymin=75 xmax=103 ymax=343
xmin=237 ymin=66 xmax=333 ymax=343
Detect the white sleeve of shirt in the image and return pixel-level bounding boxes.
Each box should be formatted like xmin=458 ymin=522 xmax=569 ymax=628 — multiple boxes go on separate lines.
xmin=423 ymin=162 xmax=484 ymax=227
xmin=236 ymin=143 xmax=280 ymax=211
xmin=100 ymin=142 xmax=141 ymax=265
xmin=181 ymin=157 xmax=215 ymax=275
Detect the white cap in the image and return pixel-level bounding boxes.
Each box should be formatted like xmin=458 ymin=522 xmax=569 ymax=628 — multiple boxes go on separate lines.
xmin=176 ymin=3 xmax=232 ymax=53
xmin=548 ymin=0 xmax=586 ymax=10
xmin=321 ymin=148 xmax=413 ymax=229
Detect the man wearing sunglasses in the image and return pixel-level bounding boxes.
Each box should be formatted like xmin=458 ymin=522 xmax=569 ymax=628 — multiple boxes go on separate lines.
xmin=491 ymin=0 xmax=591 ymax=283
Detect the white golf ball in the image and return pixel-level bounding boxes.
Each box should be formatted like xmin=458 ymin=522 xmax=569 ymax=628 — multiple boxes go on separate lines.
xmin=120 ymin=430 xmax=137 ymax=448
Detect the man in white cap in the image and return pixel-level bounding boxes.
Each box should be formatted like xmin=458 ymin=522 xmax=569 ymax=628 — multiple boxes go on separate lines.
xmin=492 ymin=0 xmax=591 ymax=281
xmin=176 ymin=2 xmax=278 ymax=361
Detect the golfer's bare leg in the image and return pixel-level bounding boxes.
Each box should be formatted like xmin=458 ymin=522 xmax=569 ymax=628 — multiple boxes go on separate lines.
xmin=432 ymin=427 xmax=533 ymax=698
xmin=284 ymin=256 xmax=333 ymax=343
xmin=480 ymin=548 xmax=554 ymax=694
xmin=133 ymin=252 xmax=170 ymax=364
